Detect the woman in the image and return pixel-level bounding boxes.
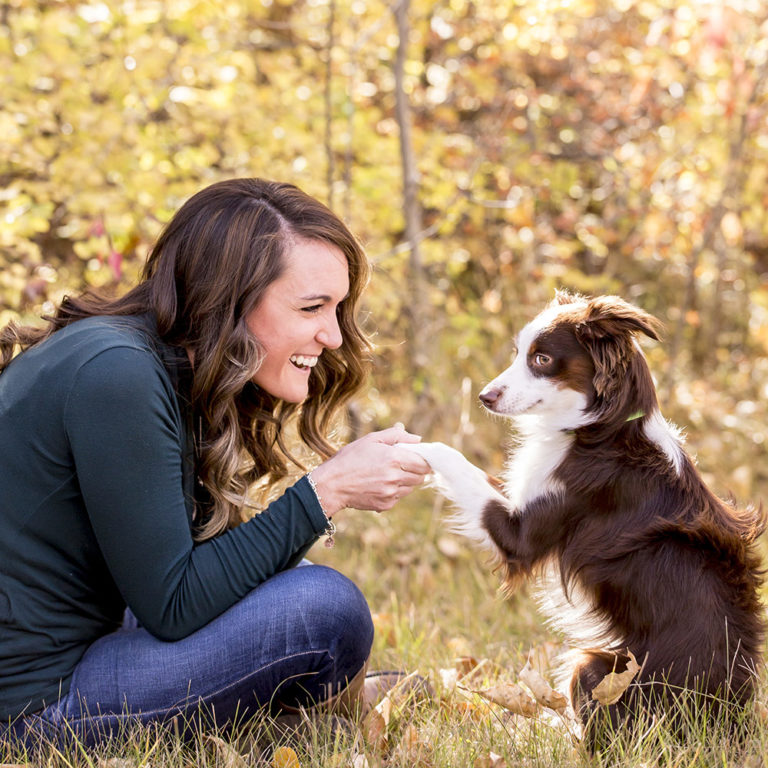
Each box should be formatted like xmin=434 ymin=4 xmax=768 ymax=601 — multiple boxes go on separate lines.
xmin=0 ymin=178 xmax=430 ymax=746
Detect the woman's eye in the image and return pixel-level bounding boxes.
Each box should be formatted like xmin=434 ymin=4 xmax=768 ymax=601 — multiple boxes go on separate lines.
xmin=301 ymin=304 xmax=323 ymax=314
xmin=534 ymin=353 xmax=551 ymax=366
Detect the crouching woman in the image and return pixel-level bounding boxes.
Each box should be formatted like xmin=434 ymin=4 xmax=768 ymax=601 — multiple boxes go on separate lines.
xmin=0 ymin=178 xmax=429 ymax=746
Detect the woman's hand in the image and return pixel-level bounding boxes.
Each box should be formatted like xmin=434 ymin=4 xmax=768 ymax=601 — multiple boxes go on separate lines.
xmin=309 ymin=424 xmax=431 ymax=514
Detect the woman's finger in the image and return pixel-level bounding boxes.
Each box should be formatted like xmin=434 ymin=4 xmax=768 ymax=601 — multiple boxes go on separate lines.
xmin=374 ymin=423 xmax=422 ymax=446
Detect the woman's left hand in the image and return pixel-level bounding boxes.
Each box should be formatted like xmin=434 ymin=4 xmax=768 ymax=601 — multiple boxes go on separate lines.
xmin=309 ymin=424 xmax=431 ymax=514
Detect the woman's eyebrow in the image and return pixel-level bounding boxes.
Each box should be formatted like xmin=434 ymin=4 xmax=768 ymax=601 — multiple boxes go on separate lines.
xmin=299 ymin=293 xmax=331 ymax=302
xmin=299 ymin=291 xmax=350 ymax=302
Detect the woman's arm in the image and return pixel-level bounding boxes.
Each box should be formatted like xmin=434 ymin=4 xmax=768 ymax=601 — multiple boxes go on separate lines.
xmin=65 ymin=346 xmax=329 ymax=641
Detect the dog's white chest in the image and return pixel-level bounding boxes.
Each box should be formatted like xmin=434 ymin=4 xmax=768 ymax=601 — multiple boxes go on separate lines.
xmin=504 ymin=430 xmax=571 ymax=508
xmin=534 ymin=564 xmax=616 ymax=649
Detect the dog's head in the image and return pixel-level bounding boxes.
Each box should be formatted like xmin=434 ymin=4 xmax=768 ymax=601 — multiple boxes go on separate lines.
xmin=479 ymin=291 xmax=662 ymax=433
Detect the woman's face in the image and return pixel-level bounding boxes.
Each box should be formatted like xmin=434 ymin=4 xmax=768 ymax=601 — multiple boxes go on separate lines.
xmin=246 ymin=238 xmax=349 ymax=403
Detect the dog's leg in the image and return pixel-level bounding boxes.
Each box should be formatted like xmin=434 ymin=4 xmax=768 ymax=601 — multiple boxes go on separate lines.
xmin=570 ymin=650 xmax=638 ymax=751
xmin=397 ymin=441 xmax=510 ymax=553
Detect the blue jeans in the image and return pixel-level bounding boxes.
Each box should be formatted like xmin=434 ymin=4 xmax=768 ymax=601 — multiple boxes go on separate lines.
xmin=2 ymin=564 xmax=373 ymax=747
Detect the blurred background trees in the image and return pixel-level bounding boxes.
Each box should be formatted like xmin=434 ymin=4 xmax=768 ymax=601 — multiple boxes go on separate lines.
xmin=2 ymin=0 xmax=767 ymax=502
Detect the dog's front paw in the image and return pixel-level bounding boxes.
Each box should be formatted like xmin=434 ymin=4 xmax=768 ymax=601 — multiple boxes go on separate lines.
xmin=395 ymin=441 xmax=474 ymax=476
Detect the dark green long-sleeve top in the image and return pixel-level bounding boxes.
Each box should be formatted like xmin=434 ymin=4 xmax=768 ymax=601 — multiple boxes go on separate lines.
xmin=0 ymin=315 xmax=330 ymax=719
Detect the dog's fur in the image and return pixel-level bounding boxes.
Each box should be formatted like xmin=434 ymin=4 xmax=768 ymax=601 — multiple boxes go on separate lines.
xmin=405 ymin=292 xmax=765 ymax=742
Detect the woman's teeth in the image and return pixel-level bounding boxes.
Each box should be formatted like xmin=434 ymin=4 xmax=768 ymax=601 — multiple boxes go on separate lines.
xmin=290 ymin=355 xmax=318 ymax=369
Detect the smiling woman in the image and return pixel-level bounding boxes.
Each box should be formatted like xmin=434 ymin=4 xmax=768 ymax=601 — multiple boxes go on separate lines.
xmin=0 ymin=178 xmax=430 ymax=747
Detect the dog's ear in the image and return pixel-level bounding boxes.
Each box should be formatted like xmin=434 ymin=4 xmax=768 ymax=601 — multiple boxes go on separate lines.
xmin=578 ymin=295 xmax=662 ymax=343
xmin=550 ymin=288 xmax=585 ymax=307
xmin=574 ymin=296 xmax=662 ymax=399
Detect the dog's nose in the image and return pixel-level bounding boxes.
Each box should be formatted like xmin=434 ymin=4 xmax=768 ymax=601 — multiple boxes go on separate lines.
xmin=479 ymin=388 xmax=503 ymax=408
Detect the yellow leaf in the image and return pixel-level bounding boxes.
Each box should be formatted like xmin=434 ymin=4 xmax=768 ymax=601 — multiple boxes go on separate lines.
xmin=473 ymin=682 xmax=538 ymax=717
xmin=271 ymin=745 xmax=300 ymax=768
xmin=591 ymin=651 xmax=641 ymax=706
xmin=518 ymin=658 xmax=568 ymax=713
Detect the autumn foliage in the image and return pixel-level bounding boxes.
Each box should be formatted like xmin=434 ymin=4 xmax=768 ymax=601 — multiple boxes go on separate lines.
xmin=1 ymin=0 xmax=767 ymax=498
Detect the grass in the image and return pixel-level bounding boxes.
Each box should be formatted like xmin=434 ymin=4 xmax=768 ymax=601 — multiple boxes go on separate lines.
xmin=3 ymin=487 xmax=767 ymax=767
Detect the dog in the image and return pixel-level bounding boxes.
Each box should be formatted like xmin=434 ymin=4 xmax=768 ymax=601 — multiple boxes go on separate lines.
xmin=403 ymin=291 xmax=765 ymax=743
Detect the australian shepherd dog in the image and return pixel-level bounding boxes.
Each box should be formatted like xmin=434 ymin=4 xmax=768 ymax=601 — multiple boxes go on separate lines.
xmin=405 ymin=292 xmax=764 ymax=744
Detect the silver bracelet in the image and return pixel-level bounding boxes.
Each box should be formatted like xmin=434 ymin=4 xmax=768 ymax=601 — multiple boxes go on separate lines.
xmin=306 ymin=472 xmax=336 ymax=548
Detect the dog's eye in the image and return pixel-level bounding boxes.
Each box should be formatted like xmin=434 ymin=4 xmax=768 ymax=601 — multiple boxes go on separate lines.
xmin=534 ymin=353 xmax=552 ymax=366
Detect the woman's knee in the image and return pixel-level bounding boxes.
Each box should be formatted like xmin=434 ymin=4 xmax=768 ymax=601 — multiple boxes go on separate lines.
xmin=289 ymin=565 xmax=373 ymax=671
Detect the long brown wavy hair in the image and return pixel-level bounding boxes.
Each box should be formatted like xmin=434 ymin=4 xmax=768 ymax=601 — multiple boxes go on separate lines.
xmin=0 ymin=178 xmax=372 ymax=540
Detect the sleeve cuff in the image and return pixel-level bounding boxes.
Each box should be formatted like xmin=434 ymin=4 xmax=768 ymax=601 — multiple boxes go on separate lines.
xmin=292 ymin=475 xmax=331 ymax=535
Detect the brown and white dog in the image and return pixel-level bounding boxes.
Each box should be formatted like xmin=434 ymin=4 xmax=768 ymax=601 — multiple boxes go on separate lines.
xmin=404 ymin=292 xmax=764 ymax=741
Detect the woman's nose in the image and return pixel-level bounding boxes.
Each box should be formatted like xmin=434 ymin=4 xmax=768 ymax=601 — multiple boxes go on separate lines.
xmin=317 ymin=313 xmax=343 ymax=349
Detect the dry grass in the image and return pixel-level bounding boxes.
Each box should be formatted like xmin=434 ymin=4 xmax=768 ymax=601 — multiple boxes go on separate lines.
xmin=2 ymin=487 xmax=767 ymax=767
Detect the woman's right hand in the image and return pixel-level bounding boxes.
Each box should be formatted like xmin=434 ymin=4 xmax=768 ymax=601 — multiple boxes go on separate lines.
xmin=308 ymin=424 xmax=431 ymax=514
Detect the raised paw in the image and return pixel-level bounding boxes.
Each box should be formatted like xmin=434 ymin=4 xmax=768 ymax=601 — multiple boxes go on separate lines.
xmin=394 ymin=441 xmax=479 ymax=477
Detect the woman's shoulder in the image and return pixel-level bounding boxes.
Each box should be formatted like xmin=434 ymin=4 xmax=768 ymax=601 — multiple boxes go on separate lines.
xmin=20 ymin=314 xmax=169 ymax=383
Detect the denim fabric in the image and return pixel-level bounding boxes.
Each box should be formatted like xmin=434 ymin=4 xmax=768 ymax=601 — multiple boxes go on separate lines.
xmin=1 ymin=564 xmax=373 ymax=747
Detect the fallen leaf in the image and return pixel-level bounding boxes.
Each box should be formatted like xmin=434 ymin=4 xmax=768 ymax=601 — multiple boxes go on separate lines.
xmin=472 ymin=682 xmax=538 ymax=717
xmin=591 ymin=651 xmax=641 ymax=705
xmin=473 ymin=751 xmax=506 ymax=768
xmin=362 ymin=694 xmax=392 ymax=752
xmin=204 ymin=734 xmax=247 ymax=768
xmin=454 ymin=656 xmax=480 ymax=678
xmin=352 ymin=755 xmax=371 ymax=768
xmin=518 ymin=658 xmax=568 ymax=713
xmin=271 ymin=745 xmax=300 ymax=768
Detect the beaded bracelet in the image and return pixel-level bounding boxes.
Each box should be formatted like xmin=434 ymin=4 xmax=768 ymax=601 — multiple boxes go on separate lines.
xmin=306 ymin=472 xmax=336 ymax=548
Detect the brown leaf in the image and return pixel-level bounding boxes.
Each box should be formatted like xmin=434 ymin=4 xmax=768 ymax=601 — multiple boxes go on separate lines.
xmin=591 ymin=651 xmax=641 ymax=705
xmin=518 ymin=658 xmax=568 ymax=713
xmin=472 ymin=682 xmax=538 ymax=717
xmin=454 ymin=656 xmax=480 ymax=678
xmin=204 ymin=734 xmax=248 ymax=768
xmin=473 ymin=751 xmax=506 ymax=768
xmin=362 ymin=694 xmax=392 ymax=752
